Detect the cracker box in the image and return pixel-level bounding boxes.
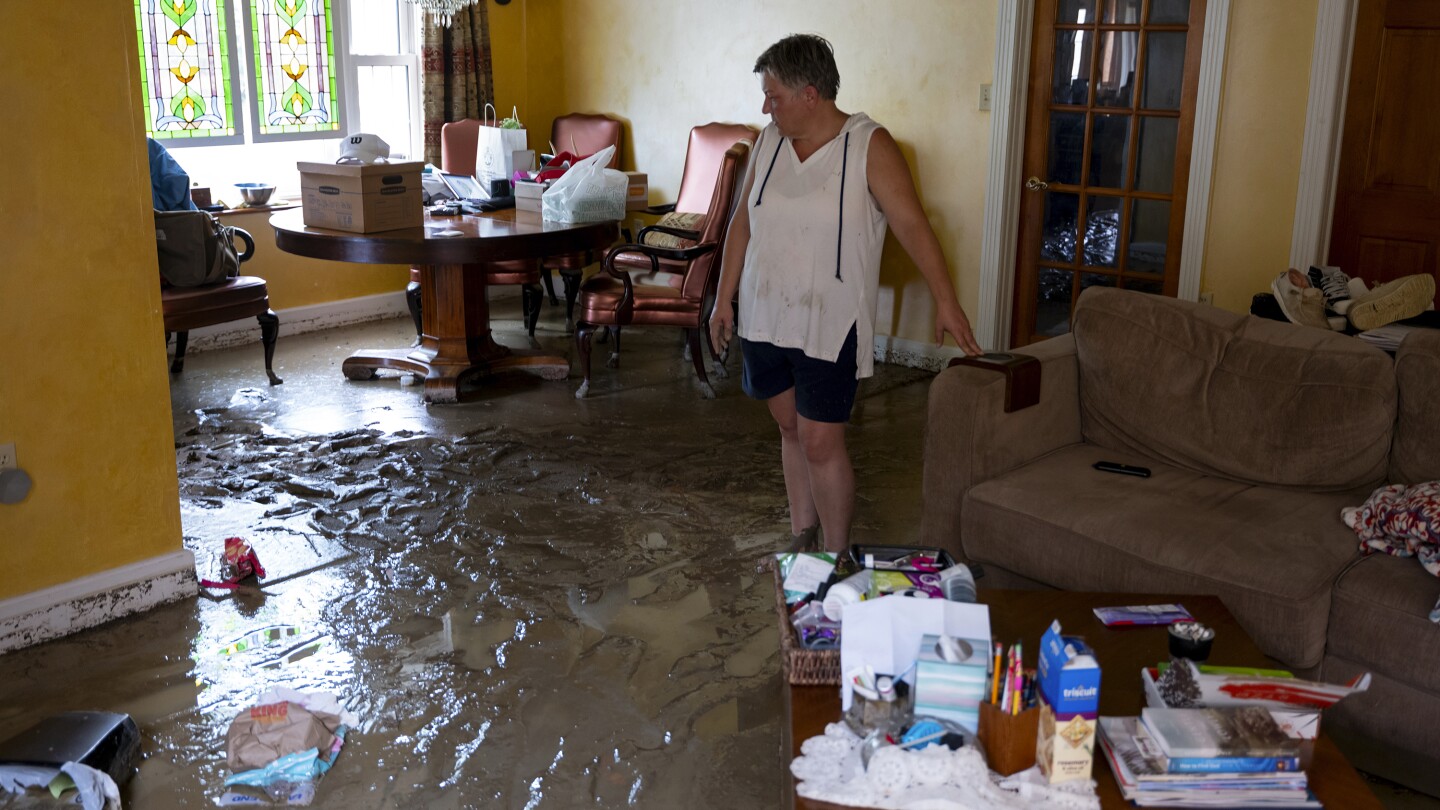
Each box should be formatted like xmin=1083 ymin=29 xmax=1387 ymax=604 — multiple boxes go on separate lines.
xmin=298 ymin=161 xmax=423 ymax=232
xmin=1035 ymin=620 xmax=1101 ymax=783
xmin=913 ymin=634 xmax=991 ymax=732
xmin=623 ymin=171 xmax=648 ymax=210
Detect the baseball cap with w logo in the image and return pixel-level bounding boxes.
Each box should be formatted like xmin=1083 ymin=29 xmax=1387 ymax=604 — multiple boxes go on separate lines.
xmin=336 ymin=133 xmax=391 ymax=165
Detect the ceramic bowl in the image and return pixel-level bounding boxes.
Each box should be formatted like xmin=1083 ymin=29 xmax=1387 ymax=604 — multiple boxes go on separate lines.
xmin=235 ymin=183 xmax=276 ymax=206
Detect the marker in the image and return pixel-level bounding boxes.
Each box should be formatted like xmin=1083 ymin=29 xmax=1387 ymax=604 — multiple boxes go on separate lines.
xmin=991 ymin=642 xmax=1003 ymax=704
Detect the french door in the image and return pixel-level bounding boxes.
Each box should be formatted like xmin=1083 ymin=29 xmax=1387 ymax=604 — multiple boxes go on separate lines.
xmin=1011 ymin=0 xmax=1206 ymax=346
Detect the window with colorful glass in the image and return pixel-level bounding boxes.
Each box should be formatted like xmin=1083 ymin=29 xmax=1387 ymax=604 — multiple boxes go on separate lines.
xmin=248 ymin=0 xmax=343 ymax=140
xmin=135 ymin=0 xmax=244 ymax=144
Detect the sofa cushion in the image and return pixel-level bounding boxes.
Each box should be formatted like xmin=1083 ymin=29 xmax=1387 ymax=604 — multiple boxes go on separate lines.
xmin=1326 ymin=552 xmax=1440 ymax=692
xmin=1072 ymin=288 xmax=1395 ymax=492
xmin=1392 ymin=328 xmax=1440 ymax=485
xmin=962 ymin=444 xmax=1363 ymax=668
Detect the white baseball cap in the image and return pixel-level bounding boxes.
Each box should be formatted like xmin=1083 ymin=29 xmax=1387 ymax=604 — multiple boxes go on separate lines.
xmin=336 ymin=133 xmax=391 ymax=165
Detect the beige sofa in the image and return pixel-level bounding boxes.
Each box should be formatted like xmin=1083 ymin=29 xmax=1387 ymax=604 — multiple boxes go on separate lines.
xmin=921 ymin=287 xmax=1440 ymax=794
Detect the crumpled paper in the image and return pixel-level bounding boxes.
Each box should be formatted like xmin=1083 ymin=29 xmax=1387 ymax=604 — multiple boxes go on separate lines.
xmin=0 ymin=761 xmax=121 ymax=810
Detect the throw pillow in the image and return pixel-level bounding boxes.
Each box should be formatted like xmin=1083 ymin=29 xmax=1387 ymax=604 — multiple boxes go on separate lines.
xmin=642 ymin=212 xmax=705 ymax=249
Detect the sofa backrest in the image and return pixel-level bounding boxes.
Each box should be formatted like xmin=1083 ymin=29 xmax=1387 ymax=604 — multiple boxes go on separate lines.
xmin=1391 ymin=328 xmax=1440 ymax=485
xmin=1072 ymin=287 xmax=1395 ymax=491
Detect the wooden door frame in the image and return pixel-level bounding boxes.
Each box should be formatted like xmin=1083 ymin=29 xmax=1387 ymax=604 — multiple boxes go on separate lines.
xmin=975 ymin=0 xmax=1232 ymax=350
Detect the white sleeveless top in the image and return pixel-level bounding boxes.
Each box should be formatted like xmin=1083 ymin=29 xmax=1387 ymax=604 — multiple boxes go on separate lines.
xmin=737 ymin=113 xmax=888 ymax=379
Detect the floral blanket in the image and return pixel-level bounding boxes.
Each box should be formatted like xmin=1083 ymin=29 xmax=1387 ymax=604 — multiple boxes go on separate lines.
xmin=1344 ymin=481 xmax=1440 ymax=623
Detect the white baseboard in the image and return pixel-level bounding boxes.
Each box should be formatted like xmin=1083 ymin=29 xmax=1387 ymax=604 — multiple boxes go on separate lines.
xmin=178 ymin=290 xmax=412 ymax=353
xmin=0 ymin=550 xmax=197 ymax=653
xmin=873 ymin=335 xmax=965 ymax=373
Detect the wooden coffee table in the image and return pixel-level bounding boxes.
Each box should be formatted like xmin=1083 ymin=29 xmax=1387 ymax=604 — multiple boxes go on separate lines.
xmin=785 ymin=590 xmax=1381 ymax=809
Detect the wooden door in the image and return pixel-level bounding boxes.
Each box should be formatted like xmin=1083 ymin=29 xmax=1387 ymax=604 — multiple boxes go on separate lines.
xmin=1011 ymin=0 xmax=1206 ymax=347
xmin=1328 ymin=0 xmax=1440 ymax=304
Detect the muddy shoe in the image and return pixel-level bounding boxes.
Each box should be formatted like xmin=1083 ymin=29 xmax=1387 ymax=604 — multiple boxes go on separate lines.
xmin=783 ymin=524 xmax=822 ymax=555
xmin=1347 ymin=274 xmax=1436 ymax=331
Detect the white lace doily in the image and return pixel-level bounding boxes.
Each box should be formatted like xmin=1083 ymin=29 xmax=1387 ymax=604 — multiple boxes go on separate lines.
xmin=790 ymin=723 xmax=1100 ymax=810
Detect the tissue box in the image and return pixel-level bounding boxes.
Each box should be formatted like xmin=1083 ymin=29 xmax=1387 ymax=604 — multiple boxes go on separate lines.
xmin=298 ymin=161 xmax=422 ymax=232
xmin=623 ymin=171 xmax=648 ymax=210
xmin=1035 ymin=620 xmax=1100 ymax=784
xmin=514 ymin=179 xmax=552 ymax=213
xmin=912 ymin=634 xmax=990 ymax=732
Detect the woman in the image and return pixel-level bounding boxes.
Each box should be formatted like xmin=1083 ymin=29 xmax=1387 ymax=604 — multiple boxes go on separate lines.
xmin=709 ymin=34 xmax=983 ymax=553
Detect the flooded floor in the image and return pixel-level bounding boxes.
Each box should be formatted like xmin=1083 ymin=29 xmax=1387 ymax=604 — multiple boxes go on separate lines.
xmin=0 ymin=308 xmax=938 ymax=808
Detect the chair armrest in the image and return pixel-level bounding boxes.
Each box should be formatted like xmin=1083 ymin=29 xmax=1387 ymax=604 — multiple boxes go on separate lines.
xmin=919 ymin=334 xmax=1082 ymax=562
xmin=640 ymin=203 xmax=676 ymax=216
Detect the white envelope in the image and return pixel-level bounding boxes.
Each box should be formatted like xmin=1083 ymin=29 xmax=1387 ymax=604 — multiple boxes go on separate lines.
xmin=838 ymin=595 xmax=992 ymax=710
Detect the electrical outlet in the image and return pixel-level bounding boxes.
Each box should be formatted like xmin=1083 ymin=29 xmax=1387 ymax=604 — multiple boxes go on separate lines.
xmin=1198 ymin=292 xmax=1215 ymax=306
xmin=0 ymin=443 xmax=14 ymax=471
xmin=978 ymin=83 xmax=993 ymax=111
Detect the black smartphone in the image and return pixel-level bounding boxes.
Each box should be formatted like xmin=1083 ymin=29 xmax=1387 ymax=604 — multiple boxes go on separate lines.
xmin=1093 ymin=460 xmax=1151 ymax=478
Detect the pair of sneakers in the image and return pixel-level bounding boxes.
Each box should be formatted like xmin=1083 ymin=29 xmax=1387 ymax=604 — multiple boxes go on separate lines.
xmin=1272 ymin=266 xmax=1435 ymax=331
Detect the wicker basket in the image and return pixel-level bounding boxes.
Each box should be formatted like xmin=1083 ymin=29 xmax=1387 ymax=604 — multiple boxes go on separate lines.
xmin=772 ymin=565 xmax=841 ymax=685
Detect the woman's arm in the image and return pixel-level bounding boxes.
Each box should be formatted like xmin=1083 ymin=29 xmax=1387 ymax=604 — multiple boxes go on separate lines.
xmin=866 ymin=128 xmax=982 ymax=355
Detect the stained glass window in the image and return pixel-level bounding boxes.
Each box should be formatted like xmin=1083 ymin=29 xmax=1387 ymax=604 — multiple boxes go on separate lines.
xmin=134 ymin=0 xmax=242 ymax=142
xmin=249 ymin=0 xmax=342 ymax=138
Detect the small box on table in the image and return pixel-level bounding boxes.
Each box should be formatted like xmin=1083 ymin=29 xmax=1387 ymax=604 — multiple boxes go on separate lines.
xmin=623 ymin=171 xmax=648 ymax=210
xmin=912 ymin=633 xmax=990 ymax=732
xmin=1035 ymin=620 xmax=1101 ymax=784
xmin=514 ymin=179 xmax=553 ymax=213
xmin=297 ymin=161 xmax=423 ymax=232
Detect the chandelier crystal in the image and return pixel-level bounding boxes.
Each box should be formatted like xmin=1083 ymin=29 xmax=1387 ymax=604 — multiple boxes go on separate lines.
xmin=405 ymin=0 xmax=477 ymax=27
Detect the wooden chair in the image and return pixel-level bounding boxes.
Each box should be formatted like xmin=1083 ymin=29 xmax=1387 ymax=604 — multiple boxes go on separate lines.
xmin=573 ymin=139 xmax=752 ymax=399
xmin=540 ymin=113 xmax=623 ymax=324
xmin=162 ymin=226 xmax=282 ymax=385
xmin=403 ymin=120 xmax=545 ymax=342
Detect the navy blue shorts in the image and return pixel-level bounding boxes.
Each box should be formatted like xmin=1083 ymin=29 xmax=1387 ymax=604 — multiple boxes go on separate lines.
xmin=740 ymin=326 xmax=860 ymax=423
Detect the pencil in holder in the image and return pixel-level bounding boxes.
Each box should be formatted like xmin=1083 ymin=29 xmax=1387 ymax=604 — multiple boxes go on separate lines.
xmin=977 ymin=700 xmax=1040 ymax=776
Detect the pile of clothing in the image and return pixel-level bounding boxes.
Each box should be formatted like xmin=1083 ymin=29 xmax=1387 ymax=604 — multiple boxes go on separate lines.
xmin=1344 ymin=481 xmax=1440 ymax=623
xmin=1271 ymin=264 xmax=1435 ymax=332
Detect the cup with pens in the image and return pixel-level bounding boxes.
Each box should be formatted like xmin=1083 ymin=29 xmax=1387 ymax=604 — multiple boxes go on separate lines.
xmin=977 ymin=639 xmax=1042 ymax=776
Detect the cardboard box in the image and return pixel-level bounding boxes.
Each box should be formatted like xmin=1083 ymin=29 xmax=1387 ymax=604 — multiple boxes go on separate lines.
xmin=624 ymin=171 xmax=648 ymax=210
xmin=913 ymin=634 xmax=991 ymax=732
xmin=1035 ymin=620 xmax=1101 ymax=784
xmin=514 ymin=179 xmax=552 ymax=213
xmin=298 ymin=161 xmax=423 ymax=232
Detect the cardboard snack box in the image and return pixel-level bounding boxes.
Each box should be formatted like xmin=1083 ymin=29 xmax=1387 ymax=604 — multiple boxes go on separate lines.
xmin=623 ymin=171 xmax=648 ymax=210
xmin=1035 ymin=620 xmax=1101 ymax=784
xmin=297 ymin=161 xmax=423 ymax=233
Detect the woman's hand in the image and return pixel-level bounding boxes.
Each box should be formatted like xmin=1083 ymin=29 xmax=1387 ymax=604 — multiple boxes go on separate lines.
xmin=936 ymin=301 xmax=983 ymax=356
xmin=709 ymin=301 xmax=737 ymax=355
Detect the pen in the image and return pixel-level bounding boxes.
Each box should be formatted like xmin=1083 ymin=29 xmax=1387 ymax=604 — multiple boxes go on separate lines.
xmin=991 ymin=641 xmax=1002 ymax=705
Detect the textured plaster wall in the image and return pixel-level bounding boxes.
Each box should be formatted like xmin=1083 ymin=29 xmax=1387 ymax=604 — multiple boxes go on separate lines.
xmin=0 ymin=4 xmax=184 ymax=598
xmin=1200 ymin=0 xmax=1318 ymax=312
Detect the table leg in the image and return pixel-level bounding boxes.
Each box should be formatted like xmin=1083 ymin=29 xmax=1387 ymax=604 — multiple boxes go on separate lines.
xmin=340 ymin=262 xmax=569 ymax=403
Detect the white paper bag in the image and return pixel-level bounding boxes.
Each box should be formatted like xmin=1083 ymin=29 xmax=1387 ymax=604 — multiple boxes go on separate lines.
xmin=475 ymin=104 xmax=528 ymax=187
xmin=541 ymin=145 xmax=627 ymax=223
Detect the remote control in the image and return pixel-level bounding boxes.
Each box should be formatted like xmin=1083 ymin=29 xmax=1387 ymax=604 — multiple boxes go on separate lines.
xmin=1093 ymin=461 xmax=1151 ymax=478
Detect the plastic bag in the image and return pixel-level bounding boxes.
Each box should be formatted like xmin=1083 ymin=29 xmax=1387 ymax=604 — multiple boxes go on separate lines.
xmin=541 ymin=145 xmax=626 ymax=223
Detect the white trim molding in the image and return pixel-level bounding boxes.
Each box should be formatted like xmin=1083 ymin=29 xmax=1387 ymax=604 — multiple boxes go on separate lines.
xmin=1290 ymin=0 xmax=1359 ymax=270
xmin=977 ymin=0 xmax=1231 ymax=346
xmin=1176 ymin=0 xmax=1231 ymax=302
xmin=874 ymin=335 xmax=966 ymax=373
xmin=0 ymin=551 xmax=197 ymax=653
xmin=975 ymin=0 xmax=1036 ymax=351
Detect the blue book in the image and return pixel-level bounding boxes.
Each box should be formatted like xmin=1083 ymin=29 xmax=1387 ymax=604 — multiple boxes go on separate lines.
xmin=1163 ymin=753 xmax=1303 ymax=773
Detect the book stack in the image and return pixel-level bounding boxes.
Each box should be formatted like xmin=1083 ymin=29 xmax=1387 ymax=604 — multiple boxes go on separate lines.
xmin=1098 ymin=709 xmax=1319 ymax=808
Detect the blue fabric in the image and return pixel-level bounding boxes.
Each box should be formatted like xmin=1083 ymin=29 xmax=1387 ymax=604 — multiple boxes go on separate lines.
xmin=148 ymin=137 xmax=198 ymax=211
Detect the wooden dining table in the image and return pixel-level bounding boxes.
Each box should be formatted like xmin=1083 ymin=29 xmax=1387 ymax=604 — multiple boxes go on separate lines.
xmin=270 ymin=207 xmax=619 ymax=403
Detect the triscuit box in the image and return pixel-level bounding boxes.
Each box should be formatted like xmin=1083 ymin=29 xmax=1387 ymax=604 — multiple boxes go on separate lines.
xmin=298 ymin=161 xmax=423 ymax=232
xmin=623 ymin=171 xmax=648 ymax=210
xmin=1035 ymin=620 xmax=1101 ymax=784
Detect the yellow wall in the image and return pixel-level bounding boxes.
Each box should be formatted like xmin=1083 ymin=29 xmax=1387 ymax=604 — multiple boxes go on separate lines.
xmin=0 ymin=4 xmax=184 ymax=598
xmin=495 ymin=0 xmax=1322 ymax=336
xmin=1201 ymin=0 xmax=1318 ymax=312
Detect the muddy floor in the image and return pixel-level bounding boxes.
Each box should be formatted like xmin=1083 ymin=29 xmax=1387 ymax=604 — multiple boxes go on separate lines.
xmin=0 ymin=311 xmax=939 ymax=809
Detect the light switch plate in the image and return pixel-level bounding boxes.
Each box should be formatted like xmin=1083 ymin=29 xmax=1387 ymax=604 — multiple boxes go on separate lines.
xmin=979 ymin=83 xmax=993 ymax=111
xmin=0 ymin=443 xmax=14 ymax=471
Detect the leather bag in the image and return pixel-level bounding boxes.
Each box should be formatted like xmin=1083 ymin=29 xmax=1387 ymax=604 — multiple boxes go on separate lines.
xmin=155 ymin=209 xmax=252 ymax=287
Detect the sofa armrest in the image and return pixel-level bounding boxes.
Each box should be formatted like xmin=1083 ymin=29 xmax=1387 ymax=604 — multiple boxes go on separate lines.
xmin=920 ymin=334 xmax=1083 ymax=562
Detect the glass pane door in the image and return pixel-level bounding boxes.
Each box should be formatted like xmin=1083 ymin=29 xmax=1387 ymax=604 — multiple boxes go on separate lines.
xmin=1012 ymin=0 xmax=1203 ymax=345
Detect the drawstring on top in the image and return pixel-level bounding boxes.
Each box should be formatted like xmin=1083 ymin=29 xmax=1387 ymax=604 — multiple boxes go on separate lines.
xmin=754 ymin=127 xmax=851 ymax=282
